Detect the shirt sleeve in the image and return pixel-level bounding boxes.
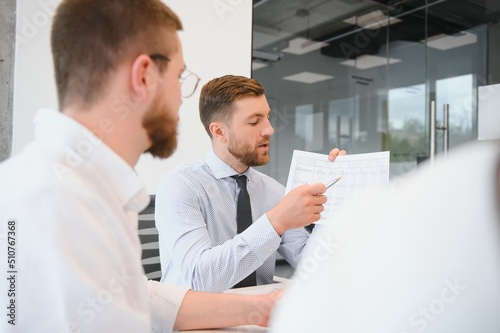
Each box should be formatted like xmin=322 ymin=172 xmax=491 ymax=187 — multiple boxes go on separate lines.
xmin=254 ymin=174 xmax=310 ymax=269
xmin=278 ymin=227 xmax=310 ymax=268
xmin=155 ymin=171 xmax=282 ymax=292
xmin=146 ymin=279 xmax=189 ymax=333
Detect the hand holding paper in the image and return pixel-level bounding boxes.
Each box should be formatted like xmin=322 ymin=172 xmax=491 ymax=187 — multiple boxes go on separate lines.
xmin=285 ymin=150 xmax=390 ymax=224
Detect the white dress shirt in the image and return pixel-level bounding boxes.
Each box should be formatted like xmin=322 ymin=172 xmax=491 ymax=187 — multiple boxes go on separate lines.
xmin=0 ymin=109 xmax=188 ymax=333
xmin=155 ymin=150 xmax=310 ymax=292
xmin=271 ymin=141 xmax=500 ymax=333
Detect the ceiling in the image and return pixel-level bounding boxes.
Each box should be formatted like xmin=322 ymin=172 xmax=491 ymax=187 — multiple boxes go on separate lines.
xmin=252 ymin=0 xmax=500 ymax=61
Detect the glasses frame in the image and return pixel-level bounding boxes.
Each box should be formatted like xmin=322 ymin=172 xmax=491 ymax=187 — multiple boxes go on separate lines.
xmin=149 ymin=54 xmax=201 ymax=98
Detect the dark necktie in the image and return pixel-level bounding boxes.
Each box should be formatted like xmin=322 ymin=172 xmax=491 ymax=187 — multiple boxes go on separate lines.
xmin=232 ymin=175 xmax=257 ymax=288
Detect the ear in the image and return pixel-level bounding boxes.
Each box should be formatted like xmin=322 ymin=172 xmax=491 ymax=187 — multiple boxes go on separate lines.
xmin=130 ymin=54 xmax=157 ymax=102
xmin=209 ymin=121 xmax=227 ymax=142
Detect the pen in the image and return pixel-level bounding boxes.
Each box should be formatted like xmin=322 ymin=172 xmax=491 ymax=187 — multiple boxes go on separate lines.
xmin=325 ymin=176 xmax=342 ymax=189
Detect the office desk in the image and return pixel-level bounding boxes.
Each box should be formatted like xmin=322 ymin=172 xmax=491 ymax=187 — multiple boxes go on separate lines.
xmin=180 ymin=326 xmax=267 ymax=333
xmin=180 ymin=281 xmax=288 ymax=333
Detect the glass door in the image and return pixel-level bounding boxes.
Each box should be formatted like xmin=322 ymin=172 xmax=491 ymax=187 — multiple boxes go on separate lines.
xmin=369 ymin=0 xmax=495 ymax=178
xmin=385 ymin=2 xmax=429 ymax=177
xmin=425 ymin=1 xmax=495 ymax=159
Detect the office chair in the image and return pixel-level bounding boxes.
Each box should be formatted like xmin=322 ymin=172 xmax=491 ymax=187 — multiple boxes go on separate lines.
xmin=138 ymin=195 xmax=161 ymax=281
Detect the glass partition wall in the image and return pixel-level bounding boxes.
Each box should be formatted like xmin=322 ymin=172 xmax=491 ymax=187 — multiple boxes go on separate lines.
xmin=252 ymin=0 xmax=500 ymax=185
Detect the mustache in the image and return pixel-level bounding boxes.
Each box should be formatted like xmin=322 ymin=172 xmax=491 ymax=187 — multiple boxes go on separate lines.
xmin=258 ymin=136 xmax=271 ymax=146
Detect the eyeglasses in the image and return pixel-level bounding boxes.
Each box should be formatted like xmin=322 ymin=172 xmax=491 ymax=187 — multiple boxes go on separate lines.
xmin=179 ymin=68 xmax=201 ymax=98
xmin=149 ymin=54 xmax=201 ymax=98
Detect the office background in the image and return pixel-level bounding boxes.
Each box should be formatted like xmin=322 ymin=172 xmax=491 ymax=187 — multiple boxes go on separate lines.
xmin=251 ymin=0 xmax=500 ymax=185
xmin=2 ymin=0 xmax=500 ymax=188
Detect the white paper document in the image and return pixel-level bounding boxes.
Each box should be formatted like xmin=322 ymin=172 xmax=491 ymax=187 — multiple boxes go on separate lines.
xmin=285 ymin=150 xmax=390 ymax=224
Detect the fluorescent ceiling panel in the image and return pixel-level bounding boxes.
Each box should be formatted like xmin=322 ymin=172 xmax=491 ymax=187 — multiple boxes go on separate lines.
xmin=344 ymin=9 xmax=402 ymax=28
xmin=282 ymin=71 xmax=334 ymax=84
xmin=282 ymin=37 xmax=328 ymax=55
xmin=252 ymin=61 xmax=268 ymax=70
xmin=426 ymin=31 xmax=477 ymax=50
xmin=340 ymin=55 xmax=402 ymax=70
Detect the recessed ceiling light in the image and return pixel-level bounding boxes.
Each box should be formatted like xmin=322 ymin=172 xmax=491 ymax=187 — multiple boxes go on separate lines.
xmin=344 ymin=9 xmax=402 ymax=29
xmin=282 ymin=37 xmax=328 ymax=55
xmin=282 ymin=71 xmax=334 ymax=84
xmin=340 ymin=55 xmax=402 ymax=70
xmin=426 ymin=31 xmax=477 ymax=50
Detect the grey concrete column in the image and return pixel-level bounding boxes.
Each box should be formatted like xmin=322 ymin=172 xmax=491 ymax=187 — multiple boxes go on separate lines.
xmin=488 ymin=21 xmax=500 ymax=85
xmin=0 ymin=0 xmax=16 ymax=162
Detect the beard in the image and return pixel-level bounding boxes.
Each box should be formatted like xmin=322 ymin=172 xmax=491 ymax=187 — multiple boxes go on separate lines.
xmin=227 ymin=134 xmax=270 ymax=167
xmin=142 ymin=102 xmax=178 ymax=159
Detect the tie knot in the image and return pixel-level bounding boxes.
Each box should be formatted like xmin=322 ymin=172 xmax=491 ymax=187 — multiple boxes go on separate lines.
xmin=232 ymin=175 xmax=248 ymax=189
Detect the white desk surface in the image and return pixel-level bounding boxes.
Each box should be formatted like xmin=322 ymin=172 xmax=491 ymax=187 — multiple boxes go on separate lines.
xmin=180 ymin=326 xmax=267 ymax=333
xmin=180 ymin=281 xmax=288 ymax=333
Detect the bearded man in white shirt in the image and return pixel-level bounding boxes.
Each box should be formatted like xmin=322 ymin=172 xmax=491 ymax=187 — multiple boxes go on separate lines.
xmin=0 ymin=1 xmax=281 ymax=332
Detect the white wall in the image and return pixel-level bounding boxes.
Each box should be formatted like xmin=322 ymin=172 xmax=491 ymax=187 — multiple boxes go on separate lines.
xmin=13 ymin=0 xmax=252 ymax=193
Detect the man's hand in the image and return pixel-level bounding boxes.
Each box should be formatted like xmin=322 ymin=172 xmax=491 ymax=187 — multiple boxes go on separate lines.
xmin=249 ymin=289 xmax=284 ymax=327
xmin=267 ymin=183 xmax=327 ymax=235
xmin=328 ymin=147 xmax=347 ymax=161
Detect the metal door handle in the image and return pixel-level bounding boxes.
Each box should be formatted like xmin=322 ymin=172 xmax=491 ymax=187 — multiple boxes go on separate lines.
xmin=430 ymin=102 xmax=450 ymax=163
xmin=443 ymin=104 xmax=449 ymax=155
xmin=430 ymin=101 xmax=436 ymax=164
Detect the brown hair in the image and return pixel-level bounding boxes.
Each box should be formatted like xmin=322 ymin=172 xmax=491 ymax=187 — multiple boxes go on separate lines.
xmin=51 ymin=0 xmax=182 ymax=109
xmin=199 ymin=75 xmax=265 ymax=137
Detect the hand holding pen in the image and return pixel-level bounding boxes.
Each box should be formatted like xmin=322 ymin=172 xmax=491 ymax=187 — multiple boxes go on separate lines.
xmin=325 ymin=176 xmax=342 ymax=190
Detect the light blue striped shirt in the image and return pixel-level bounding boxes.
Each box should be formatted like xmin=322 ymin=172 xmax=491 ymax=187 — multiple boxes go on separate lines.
xmin=155 ymin=150 xmax=310 ymax=292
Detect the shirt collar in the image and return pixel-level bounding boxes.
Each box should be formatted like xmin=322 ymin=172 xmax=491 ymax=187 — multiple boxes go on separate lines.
xmin=205 ymin=149 xmax=253 ymax=180
xmin=33 ymin=108 xmax=150 ymax=213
